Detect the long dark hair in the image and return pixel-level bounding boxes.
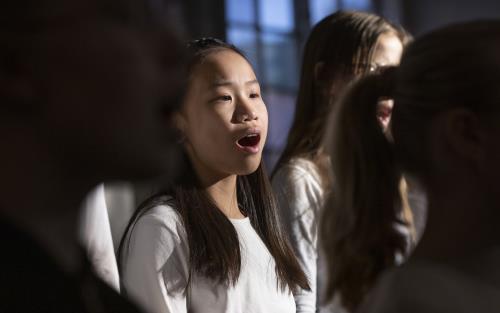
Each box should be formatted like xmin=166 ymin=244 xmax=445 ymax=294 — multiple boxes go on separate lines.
xmin=321 ymin=20 xmax=500 ymax=311
xmin=118 ymin=38 xmax=309 ymax=293
xmin=274 ymin=11 xmax=410 ymax=187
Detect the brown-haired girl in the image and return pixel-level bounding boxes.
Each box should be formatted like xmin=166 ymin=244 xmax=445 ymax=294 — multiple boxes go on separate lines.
xmin=119 ymin=38 xmax=309 ymax=313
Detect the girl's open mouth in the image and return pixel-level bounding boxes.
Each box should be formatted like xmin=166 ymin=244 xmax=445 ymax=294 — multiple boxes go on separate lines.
xmin=236 ymin=133 xmax=261 ymax=154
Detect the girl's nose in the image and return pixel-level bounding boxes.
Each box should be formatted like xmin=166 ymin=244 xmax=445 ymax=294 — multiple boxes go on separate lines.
xmin=238 ymin=111 xmax=257 ymax=123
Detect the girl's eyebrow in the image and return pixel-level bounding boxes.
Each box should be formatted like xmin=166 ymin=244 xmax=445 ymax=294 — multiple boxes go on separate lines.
xmin=246 ymin=79 xmax=258 ymax=86
xmin=211 ymin=79 xmax=259 ymax=88
xmin=212 ymin=80 xmax=232 ymax=87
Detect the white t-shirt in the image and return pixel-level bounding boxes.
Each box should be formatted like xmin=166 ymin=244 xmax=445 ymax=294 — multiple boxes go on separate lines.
xmin=121 ymin=202 xmax=296 ymax=313
xmin=79 ymin=184 xmax=120 ymax=291
xmin=272 ymin=157 xmax=347 ymax=313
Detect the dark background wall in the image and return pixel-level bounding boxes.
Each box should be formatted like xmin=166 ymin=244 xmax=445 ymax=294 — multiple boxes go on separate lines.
xmin=180 ymin=0 xmax=500 ymax=38
xmin=182 ymin=0 xmax=227 ymax=39
xmin=401 ymin=0 xmax=500 ymax=35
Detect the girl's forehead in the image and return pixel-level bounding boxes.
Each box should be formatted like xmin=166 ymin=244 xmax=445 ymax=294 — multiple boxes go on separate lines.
xmin=203 ymin=50 xmax=246 ymax=70
xmin=371 ymin=33 xmax=403 ymax=66
xmin=199 ymin=51 xmax=255 ymax=82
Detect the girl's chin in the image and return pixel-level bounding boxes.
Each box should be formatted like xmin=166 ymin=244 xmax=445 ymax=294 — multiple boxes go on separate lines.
xmin=235 ymin=160 xmax=262 ymax=176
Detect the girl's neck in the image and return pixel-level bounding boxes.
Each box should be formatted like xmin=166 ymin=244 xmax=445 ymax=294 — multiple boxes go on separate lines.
xmin=411 ymin=193 xmax=500 ymax=287
xmin=205 ymin=174 xmax=244 ymax=219
xmin=411 ymin=187 xmax=500 ymax=266
xmin=189 ymin=152 xmax=244 ymax=219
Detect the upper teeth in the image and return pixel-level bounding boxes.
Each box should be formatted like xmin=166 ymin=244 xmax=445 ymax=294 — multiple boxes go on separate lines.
xmin=247 ymin=134 xmax=257 ymax=137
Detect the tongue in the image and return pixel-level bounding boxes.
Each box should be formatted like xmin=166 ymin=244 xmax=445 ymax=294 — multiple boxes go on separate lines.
xmin=238 ymin=135 xmax=260 ymax=147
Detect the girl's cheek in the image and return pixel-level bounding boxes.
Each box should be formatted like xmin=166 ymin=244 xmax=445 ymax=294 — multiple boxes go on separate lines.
xmin=261 ymin=105 xmax=269 ymax=129
xmin=258 ymin=99 xmax=268 ymax=116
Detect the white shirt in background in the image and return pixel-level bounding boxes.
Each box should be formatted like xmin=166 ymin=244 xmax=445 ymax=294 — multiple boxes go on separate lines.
xmin=121 ymin=202 xmax=296 ymax=313
xmin=79 ymin=183 xmax=120 ymax=291
xmin=273 ymin=157 xmax=347 ymax=313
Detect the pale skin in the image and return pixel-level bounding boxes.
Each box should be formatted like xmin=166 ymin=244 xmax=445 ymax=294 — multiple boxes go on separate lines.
xmin=176 ymin=49 xmax=268 ymax=219
xmin=371 ymin=32 xmax=404 ymax=129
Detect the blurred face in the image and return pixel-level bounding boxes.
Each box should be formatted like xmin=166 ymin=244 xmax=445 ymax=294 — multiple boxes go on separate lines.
xmin=178 ymin=49 xmax=268 ymax=183
xmin=30 ymin=0 xmax=187 ymax=181
xmin=371 ymin=32 xmax=404 ymax=130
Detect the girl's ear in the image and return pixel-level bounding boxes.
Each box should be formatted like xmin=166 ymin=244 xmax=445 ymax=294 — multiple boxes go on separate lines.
xmin=431 ymin=108 xmax=484 ymax=173
xmin=173 ymin=112 xmax=185 ymax=131
xmin=172 ymin=111 xmax=188 ymax=142
xmin=314 ymin=61 xmax=325 ymax=83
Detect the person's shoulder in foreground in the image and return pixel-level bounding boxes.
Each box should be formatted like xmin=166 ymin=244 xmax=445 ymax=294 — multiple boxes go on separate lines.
xmin=0 ymin=218 xmax=141 ymax=312
xmin=0 ymin=0 xmax=186 ymax=311
xmin=358 ymin=260 xmax=500 ymax=313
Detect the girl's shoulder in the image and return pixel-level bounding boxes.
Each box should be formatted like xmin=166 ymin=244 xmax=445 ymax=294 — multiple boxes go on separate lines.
xmin=133 ymin=196 xmax=185 ymax=239
xmin=288 ymin=157 xmax=320 ymax=172
xmin=272 ymin=157 xmax=325 ymax=205
xmin=360 ymin=261 xmax=500 ymax=313
xmin=274 ymin=157 xmax=321 ymax=183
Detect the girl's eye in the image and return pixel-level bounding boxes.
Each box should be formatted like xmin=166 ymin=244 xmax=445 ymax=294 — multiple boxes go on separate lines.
xmin=217 ymin=95 xmax=232 ymax=102
xmin=249 ymin=93 xmax=260 ymax=99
